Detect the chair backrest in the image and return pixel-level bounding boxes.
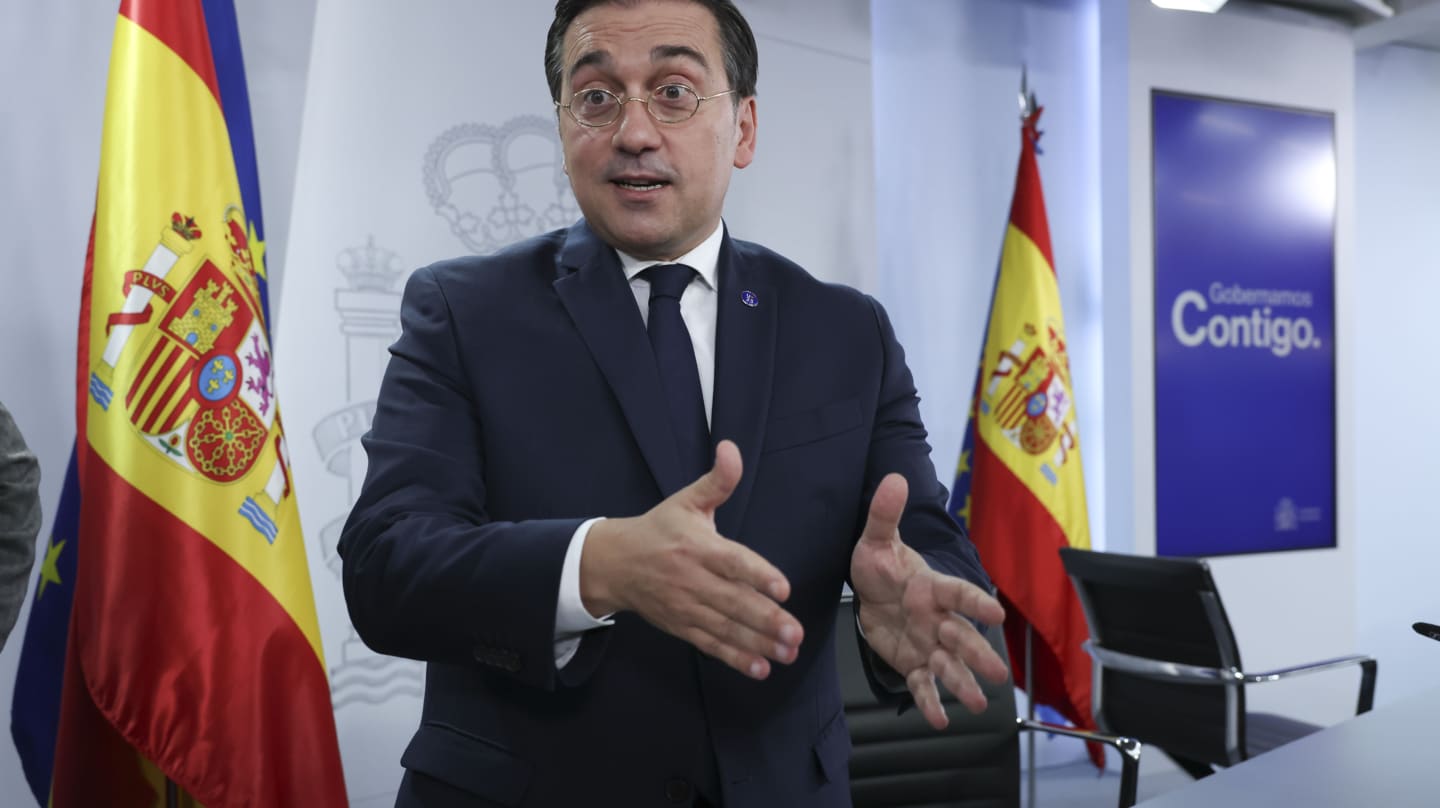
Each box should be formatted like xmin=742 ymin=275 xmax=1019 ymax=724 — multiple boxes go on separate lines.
xmin=835 ymin=596 xmax=1020 ymax=807
xmin=1059 ymin=548 xmax=1248 ymax=766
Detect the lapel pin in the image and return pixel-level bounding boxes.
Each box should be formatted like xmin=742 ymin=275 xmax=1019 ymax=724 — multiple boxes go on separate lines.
xmin=741 ymin=290 xmax=759 ymax=308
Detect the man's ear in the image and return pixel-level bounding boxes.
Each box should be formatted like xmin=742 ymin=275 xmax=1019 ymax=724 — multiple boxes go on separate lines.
xmin=733 ymin=96 xmax=757 ymax=169
xmin=556 ymin=110 xmax=570 ymax=175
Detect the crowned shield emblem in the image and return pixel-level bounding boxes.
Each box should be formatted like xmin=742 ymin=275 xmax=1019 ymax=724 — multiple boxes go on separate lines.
xmin=98 ymin=211 xmax=280 ymax=487
xmin=981 ymin=319 xmax=1079 ymax=474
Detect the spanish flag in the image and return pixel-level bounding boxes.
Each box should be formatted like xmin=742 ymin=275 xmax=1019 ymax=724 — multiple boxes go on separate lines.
xmin=949 ymin=105 xmax=1099 ymax=765
xmin=11 ymin=1 xmax=347 ymax=804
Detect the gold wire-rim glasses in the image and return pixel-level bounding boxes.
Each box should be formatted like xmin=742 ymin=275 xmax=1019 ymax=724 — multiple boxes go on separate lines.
xmin=555 ymin=84 xmax=737 ymax=127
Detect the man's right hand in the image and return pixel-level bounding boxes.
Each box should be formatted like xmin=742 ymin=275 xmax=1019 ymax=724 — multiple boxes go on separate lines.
xmin=580 ymin=440 xmax=803 ymax=680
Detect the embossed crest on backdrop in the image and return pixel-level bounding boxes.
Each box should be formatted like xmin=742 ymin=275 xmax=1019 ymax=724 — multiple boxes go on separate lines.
xmin=423 ymin=115 xmax=578 ymax=255
xmin=317 ymin=117 xmax=576 ymax=710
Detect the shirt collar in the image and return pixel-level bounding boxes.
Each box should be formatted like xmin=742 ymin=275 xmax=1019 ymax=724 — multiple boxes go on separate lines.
xmin=615 ymin=220 xmax=724 ymax=291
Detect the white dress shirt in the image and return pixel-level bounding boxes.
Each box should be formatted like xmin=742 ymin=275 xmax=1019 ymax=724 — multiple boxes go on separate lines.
xmin=551 ymin=221 xmax=724 ymax=667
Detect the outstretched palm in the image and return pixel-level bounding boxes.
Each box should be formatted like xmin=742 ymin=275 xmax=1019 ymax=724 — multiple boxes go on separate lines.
xmin=849 ymin=473 xmax=1009 ymax=729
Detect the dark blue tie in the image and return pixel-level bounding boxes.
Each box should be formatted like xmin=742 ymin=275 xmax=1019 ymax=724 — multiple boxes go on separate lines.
xmin=643 ymin=264 xmax=710 ymax=481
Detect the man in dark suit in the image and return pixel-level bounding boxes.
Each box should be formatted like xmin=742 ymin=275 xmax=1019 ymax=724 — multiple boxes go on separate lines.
xmin=340 ymin=1 xmax=1009 ymax=805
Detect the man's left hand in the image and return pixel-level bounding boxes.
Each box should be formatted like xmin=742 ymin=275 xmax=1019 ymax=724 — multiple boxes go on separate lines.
xmin=850 ymin=473 xmax=1009 ymax=730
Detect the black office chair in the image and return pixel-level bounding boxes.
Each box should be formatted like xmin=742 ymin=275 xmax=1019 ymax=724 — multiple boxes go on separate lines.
xmin=1058 ymin=548 xmax=1377 ymax=779
xmin=836 ymin=595 xmax=1140 ymax=807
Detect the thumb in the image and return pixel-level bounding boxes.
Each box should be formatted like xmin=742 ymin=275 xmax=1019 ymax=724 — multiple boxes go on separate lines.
xmin=859 ymin=473 xmax=907 ymax=547
xmin=681 ymin=439 xmax=743 ymax=513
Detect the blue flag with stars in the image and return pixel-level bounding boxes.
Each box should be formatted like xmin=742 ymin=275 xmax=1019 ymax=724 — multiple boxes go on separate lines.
xmin=10 ymin=448 xmax=80 ymax=804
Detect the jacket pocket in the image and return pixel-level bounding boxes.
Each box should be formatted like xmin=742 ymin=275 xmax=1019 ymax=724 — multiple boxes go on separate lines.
xmin=812 ymin=707 xmax=851 ymax=785
xmin=400 ymin=722 xmax=532 ymax=806
xmin=762 ymin=397 xmax=862 ymax=454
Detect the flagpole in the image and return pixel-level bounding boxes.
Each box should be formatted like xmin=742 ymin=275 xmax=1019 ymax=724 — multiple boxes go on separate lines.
xmin=1025 ymin=623 xmax=1037 ymax=808
xmin=165 ymin=777 xmax=178 ymax=808
xmin=1019 ymin=68 xmax=1039 ymax=808
xmin=1019 ymin=66 xmax=1042 ymax=806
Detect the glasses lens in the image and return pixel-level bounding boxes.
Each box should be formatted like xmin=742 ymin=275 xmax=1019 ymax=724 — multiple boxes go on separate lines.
xmin=648 ymin=85 xmax=699 ymax=123
xmin=572 ymin=89 xmax=619 ymax=126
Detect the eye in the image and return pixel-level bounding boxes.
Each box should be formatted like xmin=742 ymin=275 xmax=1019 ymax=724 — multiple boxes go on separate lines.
xmin=578 ymin=89 xmax=613 ymax=108
xmin=652 ymin=84 xmax=697 ymax=113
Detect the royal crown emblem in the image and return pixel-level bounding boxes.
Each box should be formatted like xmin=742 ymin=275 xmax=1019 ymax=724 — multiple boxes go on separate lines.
xmin=423 ymin=115 xmax=579 ymax=254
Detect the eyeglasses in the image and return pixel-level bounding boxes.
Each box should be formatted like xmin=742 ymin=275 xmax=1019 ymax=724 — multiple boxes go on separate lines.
xmin=555 ymin=84 xmax=737 ymax=128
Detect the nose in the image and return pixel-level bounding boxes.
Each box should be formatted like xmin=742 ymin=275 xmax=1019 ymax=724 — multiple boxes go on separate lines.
xmin=612 ymin=96 xmax=662 ymax=154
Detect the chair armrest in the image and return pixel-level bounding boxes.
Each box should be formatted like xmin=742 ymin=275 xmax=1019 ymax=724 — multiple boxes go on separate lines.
xmin=1235 ymin=654 xmax=1375 ymax=686
xmin=1084 ymin=642 xmax=1378 ymax=714
xmin=1017 ymin=718 xmax=1141 ymax=808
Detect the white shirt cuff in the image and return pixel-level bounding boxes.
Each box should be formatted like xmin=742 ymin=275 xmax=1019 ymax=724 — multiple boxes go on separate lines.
xmin=555 ymin=517 xmax=615 ymax=668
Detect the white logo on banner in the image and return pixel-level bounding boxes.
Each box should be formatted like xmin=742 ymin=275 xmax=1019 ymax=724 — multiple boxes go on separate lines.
xmin=1170 ymin=282 xmax=1321 ymax=358
xmin=1273 ymin=496 xmax=1324 ymax=534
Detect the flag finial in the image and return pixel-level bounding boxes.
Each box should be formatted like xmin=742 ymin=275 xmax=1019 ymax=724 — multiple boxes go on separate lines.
xmin=1019 ymin=66 xmax=1044 ymax=153
xmin=1019 ymin=64 xmax=1039 ymax=122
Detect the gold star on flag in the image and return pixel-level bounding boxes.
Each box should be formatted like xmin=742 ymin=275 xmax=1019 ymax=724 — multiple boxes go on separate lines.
xmin=37 ymin=537 xmax=66 ymax=601
xmin=955 ymin=495 xmax=972 ymax=528
xmin=956 ymin=449 xmax=971 ymax=477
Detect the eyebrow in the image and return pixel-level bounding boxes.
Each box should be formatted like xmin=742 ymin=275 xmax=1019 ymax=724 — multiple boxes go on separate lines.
xmin=568 ymin=50 xmax=611 ymax=83
xmin=651 ymin=45 xmax=708 ymax=72
xmin=567 ymin=44 xmax=710 ymax=85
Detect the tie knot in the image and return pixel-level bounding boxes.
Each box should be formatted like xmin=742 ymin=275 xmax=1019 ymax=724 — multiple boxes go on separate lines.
xmin=643 ymin=264 xmax=696 ymax=301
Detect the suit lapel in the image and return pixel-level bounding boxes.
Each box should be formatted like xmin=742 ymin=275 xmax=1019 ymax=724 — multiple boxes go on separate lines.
xmin=553 ymin=221 xmax=685 ymax=497
xmin=711 ymin=235 xmax=776 ymax=540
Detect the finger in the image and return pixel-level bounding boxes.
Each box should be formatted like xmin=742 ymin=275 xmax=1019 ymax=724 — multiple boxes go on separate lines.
xmin=702 ymin=558 xmax=806 ymax=651
xmin=857 ymin=473 xmax=908 ymax=549
xmin=937 ymin=618 xmax=1010 ymax=685
xmin=692 ymin=598 xmax=801 ymax=665
xmin=682 ymin=439 xmax=743 ymax=512
xmin=931 ymin=648 xmax=988 ymax=714
xmin=682 ymin=623 xmax=772 ymax=680
xmin=708 ymin=536 xmax=793 ymax=603
xmin=931 ymin=575 xmax=1006 ymax=628
xmin=906 ymin=667 xmax=948 ymax=730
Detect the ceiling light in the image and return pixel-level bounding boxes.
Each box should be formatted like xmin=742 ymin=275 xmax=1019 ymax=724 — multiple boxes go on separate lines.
xmin=1151 ymin=0 xmax=1229 ymax=11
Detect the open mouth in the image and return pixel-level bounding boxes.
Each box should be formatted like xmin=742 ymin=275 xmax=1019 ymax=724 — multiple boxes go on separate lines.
xmin=612 ymin=178 xmax=670 ymax=192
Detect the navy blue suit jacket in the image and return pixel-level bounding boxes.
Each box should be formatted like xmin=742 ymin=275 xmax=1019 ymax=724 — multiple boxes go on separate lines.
xmin=340 ymin=221 xmax=992 ymax=807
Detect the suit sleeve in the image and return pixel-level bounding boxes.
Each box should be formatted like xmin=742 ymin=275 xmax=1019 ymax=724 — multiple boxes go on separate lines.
xmin=853 ymin=295 xmax=996 ymax=700
xmin=339 ymin=266 xmax=609 ymax=691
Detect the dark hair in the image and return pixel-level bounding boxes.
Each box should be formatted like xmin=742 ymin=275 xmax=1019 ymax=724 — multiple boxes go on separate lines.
xmin=545 ymin=0 xmax=758 ymax=103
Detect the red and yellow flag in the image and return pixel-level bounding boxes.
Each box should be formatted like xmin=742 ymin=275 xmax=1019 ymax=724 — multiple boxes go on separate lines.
xmin=49 ymin=1 xmax=347 ymax=804
xmin=949 ymin=106 xmax=1098 ymax=764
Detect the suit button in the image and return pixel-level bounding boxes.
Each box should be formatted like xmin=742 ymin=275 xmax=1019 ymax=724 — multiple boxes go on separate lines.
xmin=664 ymin=778 xmax=692 ymax=803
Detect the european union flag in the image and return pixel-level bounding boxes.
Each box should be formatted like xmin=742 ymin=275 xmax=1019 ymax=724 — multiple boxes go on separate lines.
xmin=10 ymin=448 xmax=80 ymax=804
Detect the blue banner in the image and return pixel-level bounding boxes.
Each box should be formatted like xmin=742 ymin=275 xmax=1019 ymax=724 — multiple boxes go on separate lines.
xmin=1152 ymin=91 xmax=1336 ymax=557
